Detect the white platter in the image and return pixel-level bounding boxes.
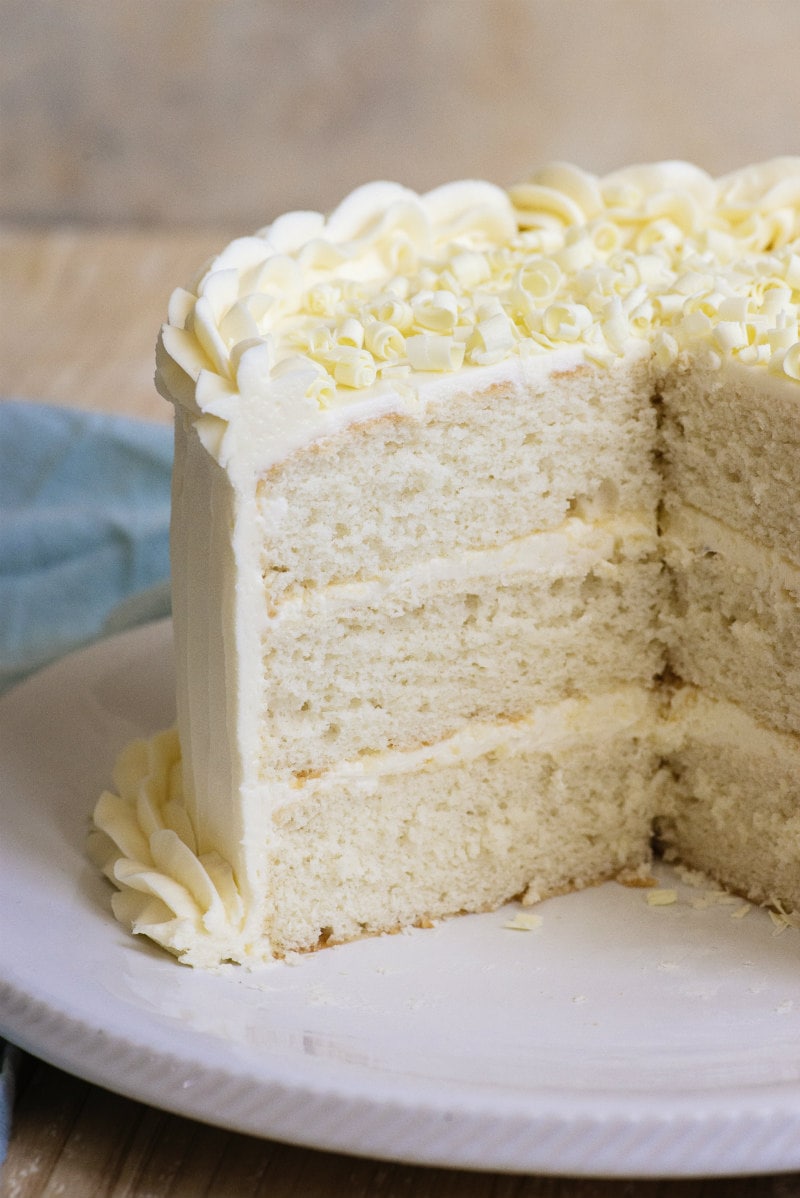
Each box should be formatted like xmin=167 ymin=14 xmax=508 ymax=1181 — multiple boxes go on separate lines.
xmin=2 ymin=619 xmax=800 ymax=1177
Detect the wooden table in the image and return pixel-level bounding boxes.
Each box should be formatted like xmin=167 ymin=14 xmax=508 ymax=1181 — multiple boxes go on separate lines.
xmin=1 ymin=228 xmax=797 ymax=1197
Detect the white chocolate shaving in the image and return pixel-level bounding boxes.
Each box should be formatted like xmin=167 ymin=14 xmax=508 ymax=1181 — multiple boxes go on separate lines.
xmin=503 ymin=912 xmax=544 ymax=931
xmin=646 ymin=889 xmax=678 ymax=907
xmin=156 ymin=161 xmax=800 ymax=450
xmin=405 ymin=333 xmax=465 ymax=372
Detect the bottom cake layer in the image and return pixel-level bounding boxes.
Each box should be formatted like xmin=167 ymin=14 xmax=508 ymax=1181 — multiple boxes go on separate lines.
xmin=658 ymin=688 xmax=800 ymax=913
xmin=90 ymin=686 xmax=800 ymax=966
xmin=91 ymin=690 xmax=658 ymax=965
xmin=265 ymin=691 xmax=660 ymax=955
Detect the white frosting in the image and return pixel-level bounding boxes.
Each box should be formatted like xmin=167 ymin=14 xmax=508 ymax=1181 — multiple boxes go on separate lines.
xmin=660 ymin=686 xmax=800 ymax=760
xmin=662 ymin=502 xmax=800 ymax=580
xmin=295 ymin=687 xmax=654 ymax=783
xmin=156 ymin=159 xmax=800 ymax=481
xmin=267 ymin=513 xmax=657 ymax=618
xmin=89 ymin=729 xmax=253 ymax=968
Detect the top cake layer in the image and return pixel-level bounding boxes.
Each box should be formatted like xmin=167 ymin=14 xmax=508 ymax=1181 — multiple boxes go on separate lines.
xmin=156 ymin=159 xmax=800 ymax=474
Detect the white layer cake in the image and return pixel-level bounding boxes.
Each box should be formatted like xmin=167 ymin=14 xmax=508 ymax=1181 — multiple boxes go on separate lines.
xmin=90 ymin=160 xmax=800 ymax=966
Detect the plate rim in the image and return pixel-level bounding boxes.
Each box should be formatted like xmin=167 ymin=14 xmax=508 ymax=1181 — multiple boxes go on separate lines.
xmin=3 ymin=621 xmax=800 ymax=1178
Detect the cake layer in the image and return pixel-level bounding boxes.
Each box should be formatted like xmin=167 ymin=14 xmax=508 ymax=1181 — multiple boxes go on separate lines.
xmin=258 ymin=353 xmax=658 ymax=603
xmin=260 ymin=515 xmax=664 ymax=776
xmin=662 ymin=502 xmax=800 ymax=736
xmin=660 ymin=357 xmax=800 ymax=567
xmin=91 ymin=688 xmax=658 ymax=964
xmin=659 ymin=689 xmax=800 ymax=913
xmin=265 ymin=689 xmax=659 ymax=954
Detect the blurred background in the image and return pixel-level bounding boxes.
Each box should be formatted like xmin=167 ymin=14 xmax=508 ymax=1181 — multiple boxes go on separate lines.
xmin=3 ymin=0 xmax=800 ymax=417
xmin=5 ymin=0 xmax=800 ymax=228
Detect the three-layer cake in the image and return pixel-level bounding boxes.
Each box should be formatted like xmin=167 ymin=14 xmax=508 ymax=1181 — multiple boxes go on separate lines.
xmin=90 ymin=161 xmax=800 ymax=966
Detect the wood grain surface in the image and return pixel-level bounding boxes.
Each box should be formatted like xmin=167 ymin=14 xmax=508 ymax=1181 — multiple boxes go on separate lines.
xmin=4 ymin=1056 xmax=800 ymax=1198
xmin=3 ymin=229 xmax=800 ymax=1196
xmin=1 ymin=227 xmax=228 ymax=421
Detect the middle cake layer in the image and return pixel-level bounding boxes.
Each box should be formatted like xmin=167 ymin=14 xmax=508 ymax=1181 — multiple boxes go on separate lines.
xmin=259 ymin=516 xmax=665 ymax=778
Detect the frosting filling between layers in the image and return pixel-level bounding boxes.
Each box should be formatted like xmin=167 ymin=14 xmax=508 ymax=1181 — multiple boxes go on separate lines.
xmin=662 ymin=505 xmax=800 ymax=737
xmin=264 ymin=513 xmax=659 ymax=608
xmin=256 ymin=512 xmax=664 ymax=777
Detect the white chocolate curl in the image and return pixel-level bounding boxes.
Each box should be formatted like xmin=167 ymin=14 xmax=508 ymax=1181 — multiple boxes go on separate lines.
xmin=783 ymin=341 xmax=800 ymax=379
xmin=156 ymin=159 xmax=800 ymax=435
xmin=406 ymin=333 xmax=466 ymax=372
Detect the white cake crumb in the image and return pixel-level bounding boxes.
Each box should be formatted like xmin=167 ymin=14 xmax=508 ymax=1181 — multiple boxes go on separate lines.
xmin=691 ymin=889 xmax=739 ymax=910
xmin=646 ymin=889 xmax=678 ymax=906
xmin=616 ymin=863 xmax=656 ymax=888
xmin=769 ymin=902 xmax=800 ymax=931
xmin=672 ymin=864 xmax=713 ymax=889
xmin=712 ymin=890 xmax=739 ymax=904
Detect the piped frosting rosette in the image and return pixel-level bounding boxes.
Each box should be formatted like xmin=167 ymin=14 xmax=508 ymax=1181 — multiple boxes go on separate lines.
xmin=89 ymin=729 xmax=252 ymax=967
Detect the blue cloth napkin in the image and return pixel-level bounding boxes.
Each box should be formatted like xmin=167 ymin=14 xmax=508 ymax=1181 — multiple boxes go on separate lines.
xmin=0 ymin=402 xmax=173 ymax=693
xmin=0 ymin=401 xmax=174 ymax=1163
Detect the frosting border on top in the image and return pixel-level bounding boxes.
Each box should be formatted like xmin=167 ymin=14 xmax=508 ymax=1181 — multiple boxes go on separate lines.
xmin=156 ymin=159 xmax=800 ymax=474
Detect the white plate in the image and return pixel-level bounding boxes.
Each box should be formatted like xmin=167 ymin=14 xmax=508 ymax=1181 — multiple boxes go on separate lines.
xmin=2 ymin=621 xmax=800 ymax=1177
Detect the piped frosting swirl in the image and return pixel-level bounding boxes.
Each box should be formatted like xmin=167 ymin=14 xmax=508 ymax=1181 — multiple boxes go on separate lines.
xmin=156 ymin=160 xmax=800 ymax=459
xmin=89 ymin=728 xmax=253 ymax=967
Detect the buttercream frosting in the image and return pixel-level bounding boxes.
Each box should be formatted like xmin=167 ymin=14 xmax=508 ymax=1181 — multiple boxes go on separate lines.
xmin=156 ymin=160 xmax=800 ymax=476
xmin=89 ymin=728 xmax=253 ymax=967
